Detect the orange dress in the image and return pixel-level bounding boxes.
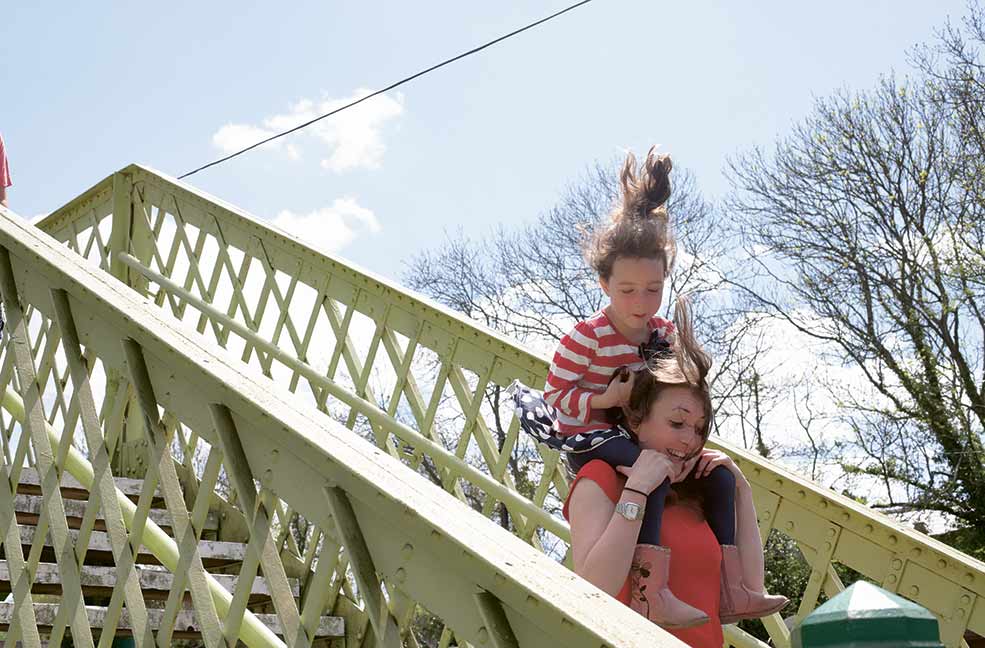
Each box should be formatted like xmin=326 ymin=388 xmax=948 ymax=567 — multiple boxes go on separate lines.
xmin=564 ymin=460 xmax=723 ymax=648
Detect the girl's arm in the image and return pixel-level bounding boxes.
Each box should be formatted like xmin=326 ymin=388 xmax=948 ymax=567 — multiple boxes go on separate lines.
xmin=543 ymin=323 xmax=601 ymax=422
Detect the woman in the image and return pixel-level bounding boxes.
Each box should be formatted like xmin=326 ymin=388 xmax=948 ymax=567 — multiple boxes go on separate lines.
xmin=563 ymin=300 xmax=786 ymax=646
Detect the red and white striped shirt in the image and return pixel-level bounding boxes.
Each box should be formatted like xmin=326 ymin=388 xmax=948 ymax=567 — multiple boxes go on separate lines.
xmin=544 ymin=310 xmax=674 ymax=437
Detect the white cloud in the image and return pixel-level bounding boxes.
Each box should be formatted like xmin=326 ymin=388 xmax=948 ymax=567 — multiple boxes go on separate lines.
xmin=211 ymin=123 xmax=279 ymax=155
xmin=271 ymin=197 xmax=381 ymax=255
xmin=210 ymin=89 xmax=404 ymax=172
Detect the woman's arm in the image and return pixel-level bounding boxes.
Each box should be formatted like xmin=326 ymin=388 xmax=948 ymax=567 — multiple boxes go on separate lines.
xmin=694 ymin=449 xmax=766 ymax=589
xmin=733 ymin=473 xmax=766 ymax=590
xmin=568 ymin=481 xmax=645 ymax=596
xmin=569 ymin=450 xmax=676 ymax=596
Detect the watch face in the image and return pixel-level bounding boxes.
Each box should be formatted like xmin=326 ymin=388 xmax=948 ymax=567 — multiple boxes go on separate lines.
xmin=618 ymin=501 xmax=643 ymax=521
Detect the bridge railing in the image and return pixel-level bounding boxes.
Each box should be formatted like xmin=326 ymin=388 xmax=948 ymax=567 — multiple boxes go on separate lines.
xmin=0 ymin=201 xmax=673 ymax=648
xmin=35 ymin=164 xmax=985 ymax=648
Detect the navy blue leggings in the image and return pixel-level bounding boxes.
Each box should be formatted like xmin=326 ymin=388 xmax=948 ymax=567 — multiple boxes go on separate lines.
xmin=570 ymin=437 xmax=736 ymax=546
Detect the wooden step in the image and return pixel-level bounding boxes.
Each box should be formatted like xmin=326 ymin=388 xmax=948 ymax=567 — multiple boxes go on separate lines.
xmin=13 ymin=494 xmax=218 ymax=533
xmin=0 ymin=601 xmax=344 ymax=640
xmin=15 ymin=467 xmax=160 ymax=503
xmin=0 ymin=561 xmax=298 ymax=602
xmin=12 ymin=526 xmax=246 ymax=567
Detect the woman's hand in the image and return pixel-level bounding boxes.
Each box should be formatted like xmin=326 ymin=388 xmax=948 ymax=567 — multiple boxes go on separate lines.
xmin=670 ymin=454 xmax=700 ymax=484
xmin=615 ymin=448 xmax=675 ymax=494
xmin=692 ymin=449 xmax=749 ymax=486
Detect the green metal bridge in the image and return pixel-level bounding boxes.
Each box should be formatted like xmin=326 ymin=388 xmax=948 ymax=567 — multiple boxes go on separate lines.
xmin=0 ymin=164 xmax=981 ymax=647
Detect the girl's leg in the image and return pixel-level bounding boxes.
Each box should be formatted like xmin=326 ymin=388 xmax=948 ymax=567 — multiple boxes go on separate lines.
xmin=692 ymin=464 xmax=737 ymax=545
xmin=575 ymin=438 xmax=670 ymax=545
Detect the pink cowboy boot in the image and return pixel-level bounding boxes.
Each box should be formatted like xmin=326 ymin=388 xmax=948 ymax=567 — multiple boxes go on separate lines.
xmin=630 ymin=544 xmax=709 ymax=629
xmin=718 ymin=544 xmax=789 ymax=624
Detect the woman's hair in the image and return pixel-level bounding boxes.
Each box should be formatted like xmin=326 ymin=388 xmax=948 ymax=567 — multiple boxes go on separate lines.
xmin=624 ymin=297 xmax=714 ymax=513
xmin=622 ymin=297 xmax=713 ymax=445
xmin=584 ymin=147 xmax=678 ymax=280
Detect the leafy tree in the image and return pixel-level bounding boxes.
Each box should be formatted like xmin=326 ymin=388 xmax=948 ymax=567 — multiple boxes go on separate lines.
xmin=726 ymin=5 xmax=985 ymax=553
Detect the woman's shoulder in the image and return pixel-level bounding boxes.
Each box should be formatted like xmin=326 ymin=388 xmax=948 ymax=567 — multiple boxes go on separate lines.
xmin=563 ymin=460 xmax=625 ymax=520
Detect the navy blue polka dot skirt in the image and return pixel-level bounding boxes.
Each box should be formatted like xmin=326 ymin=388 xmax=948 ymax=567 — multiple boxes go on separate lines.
xmin=508 ymin=381 xmax=630 ymax=454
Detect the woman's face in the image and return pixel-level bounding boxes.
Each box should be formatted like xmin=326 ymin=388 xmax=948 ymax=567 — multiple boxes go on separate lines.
xmin=635 ymin=386 xmax=707 ymax=466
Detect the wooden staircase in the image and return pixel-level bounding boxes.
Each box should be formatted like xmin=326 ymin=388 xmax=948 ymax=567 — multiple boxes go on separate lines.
xmin=1 ymin=468 xmax=344 ymax=645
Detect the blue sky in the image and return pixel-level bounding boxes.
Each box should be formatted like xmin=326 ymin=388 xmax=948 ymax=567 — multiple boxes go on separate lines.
xmin=2 ymin=0 xmax=971 ymax=281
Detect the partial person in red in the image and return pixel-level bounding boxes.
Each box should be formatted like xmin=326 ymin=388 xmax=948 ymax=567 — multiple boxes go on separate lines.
xmin=0 ymin=133 xmax=11 ymax=207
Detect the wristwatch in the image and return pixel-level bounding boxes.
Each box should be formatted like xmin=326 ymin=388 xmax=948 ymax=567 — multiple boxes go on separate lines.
xmin=615 ymin=500 xmax=645 ymax=521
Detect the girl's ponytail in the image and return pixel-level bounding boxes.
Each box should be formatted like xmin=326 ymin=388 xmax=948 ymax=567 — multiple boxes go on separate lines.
xmin=585 ymin=147 xmax=678 ymax=279
xmin=618 ymin=147 xmax=672 ymax=223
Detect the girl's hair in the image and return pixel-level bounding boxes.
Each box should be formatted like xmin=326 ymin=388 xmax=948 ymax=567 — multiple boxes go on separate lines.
xmin=584 ymin=147 xmax=678 ymax=280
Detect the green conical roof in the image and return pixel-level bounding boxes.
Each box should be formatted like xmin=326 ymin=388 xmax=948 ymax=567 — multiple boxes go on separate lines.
xmin=791 ymin=581 xmax=943 ymax=648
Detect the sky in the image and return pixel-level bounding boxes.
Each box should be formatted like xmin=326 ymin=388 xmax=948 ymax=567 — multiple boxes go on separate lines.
xmin=2 ymin=0 xmax=973 ymax=284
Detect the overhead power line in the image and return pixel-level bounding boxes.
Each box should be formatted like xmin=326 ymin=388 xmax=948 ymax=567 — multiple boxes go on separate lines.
xmin=179 ymin=0 xmax=595 ymax=179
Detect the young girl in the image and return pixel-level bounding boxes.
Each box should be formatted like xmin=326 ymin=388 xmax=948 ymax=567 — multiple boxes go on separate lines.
xmin=511 ymin=148 xmax=786 ymax=627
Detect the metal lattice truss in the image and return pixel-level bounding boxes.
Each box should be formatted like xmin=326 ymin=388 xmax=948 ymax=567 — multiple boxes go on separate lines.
xmin=2 ymin=174 xmax=670 ymax=648
xmin=13 ymin=163 xmax=984 ymax=648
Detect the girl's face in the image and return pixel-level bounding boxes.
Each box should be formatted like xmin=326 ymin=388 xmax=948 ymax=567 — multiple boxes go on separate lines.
xmin=635 ymin=386 xmax=707 ymax=467
xmin=600 ymin=256 xmax=665 ymax=334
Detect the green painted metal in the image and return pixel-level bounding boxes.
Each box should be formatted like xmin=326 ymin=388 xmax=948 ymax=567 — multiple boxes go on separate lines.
xmin=0 ymin=383 xmax=284 ymax=648
xmin=1 ymin=199 xmax=679 ymax=648
xmin=20 ymin=163 xmax=985 ymax=648
xmin=791 ymin=581 xmax=943 ymax=648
